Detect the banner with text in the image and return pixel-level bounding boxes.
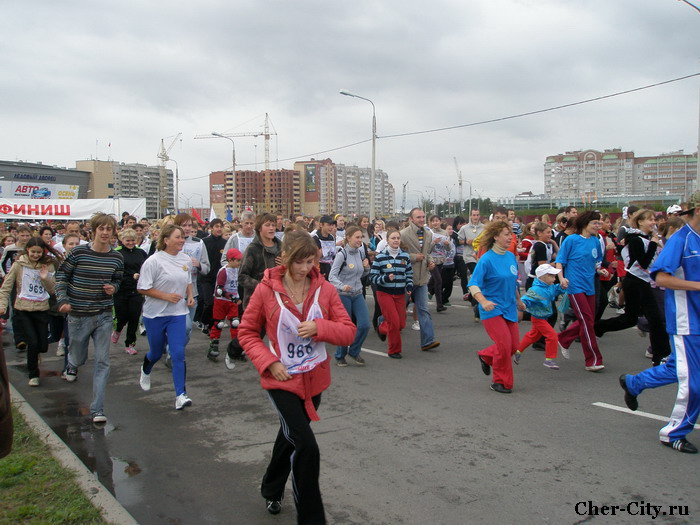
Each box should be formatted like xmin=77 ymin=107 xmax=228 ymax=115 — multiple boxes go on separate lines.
xmin=0 ymin=182 xmax=80 ymax=200
xmin=0 ymin=198 xmax=146 ymax=220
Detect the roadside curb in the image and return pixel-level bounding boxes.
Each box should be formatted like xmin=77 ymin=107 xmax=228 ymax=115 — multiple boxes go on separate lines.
xmin=10 ymin=384 xmax=139 ymax=525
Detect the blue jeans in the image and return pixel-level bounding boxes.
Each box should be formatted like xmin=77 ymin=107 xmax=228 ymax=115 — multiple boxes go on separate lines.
xmin=412 ymin=284 xmax=435 ymax=347
xmin=67 ymin=311 xmax=113 ymax=415
xmin=143 ymin=315 xmax=188 ymax=396
xmin=335 ymin=294 xmax=370 ymax=359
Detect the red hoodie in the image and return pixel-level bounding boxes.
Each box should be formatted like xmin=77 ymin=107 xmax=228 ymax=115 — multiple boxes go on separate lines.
xmin=238 ymin=265 xmax=356 ymax=420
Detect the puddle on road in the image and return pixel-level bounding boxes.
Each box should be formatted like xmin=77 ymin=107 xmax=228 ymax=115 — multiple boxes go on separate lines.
xmin=37 ymin=392 xmax=145 ymax=507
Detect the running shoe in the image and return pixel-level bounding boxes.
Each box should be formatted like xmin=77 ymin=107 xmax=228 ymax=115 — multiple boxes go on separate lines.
xmin=388 ymin=353 xmax=402 ymax=359
xmin=558 ymin=343 xmax=570 ymax=360
xmin=478 ymin=355 xmax=491 ymax=376
xmin=349 ymin=355 xmax=365 ymax=366
xmin=124 ymin=345 xmax=137 ymax=355
xmin=411 ymin=321 xmax=420 ymax=331
xmin=139 ymin=323 xmax=147 ymax=336
xmin=175 ymin=393 xmax=192 ymax=410
xmin=64 ymin=365 xmax=78 ymax=382
xmin=92 ymin=412 xmax=107 ymax=424
xmin=585 ymin=364 xmax=605 ymax=372
xmin=111 ymin=331 xmax=121 ymax=344
xmin=662 ymin=439 xmax=698 ymax=454
xmin=543 ymin=359 xmax=559 ymax=370
xmin=139 ymin=369 xmax=151 ymax=391
xmin=16 ymin=342 xmax=27 ymax=351
xmin=266 ymin=500 xmax=282 ymax=515
xmin=336 ymin=358 xmax=348 ymax=367
xmin=224 ymin=354 xmax=236 ymax=371
xmin=513 ymin=351 xmax=522 ymax=365
xmin=443 ymin=301 xmax=451 ymax=307
xmin=618 ymin=374 xmax=638 ymax=411
xmin=56 ymin=341 xmax=66 ymax=356
xmin=28 ymin=377 xmax=40 ymax=387
xmin=489 ymin=383 xmax=512 ymax=394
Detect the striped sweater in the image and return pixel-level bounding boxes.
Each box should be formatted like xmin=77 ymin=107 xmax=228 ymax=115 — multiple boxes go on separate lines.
xmin=369 ymin=249 xmax=413 ymax=295
xmin=55 ymin=245 xmax=124 ymax=316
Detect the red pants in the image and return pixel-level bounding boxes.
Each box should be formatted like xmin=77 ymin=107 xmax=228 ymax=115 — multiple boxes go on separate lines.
xmin=478 ymin=316 xmax=520 ymax=390
xmin=558 ymin=293 xmax=603 ymax=367
xmin=210 ymin=299 xmax=239 ymax=341
xmin=518 ymin=317 xmax=559 ymax=359
xmin=376 ymin=291 xmax=407 ymax=355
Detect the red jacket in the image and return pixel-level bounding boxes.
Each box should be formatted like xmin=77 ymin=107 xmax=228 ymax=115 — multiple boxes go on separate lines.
xmin=238 ymin=265 xmax=356 ymax=420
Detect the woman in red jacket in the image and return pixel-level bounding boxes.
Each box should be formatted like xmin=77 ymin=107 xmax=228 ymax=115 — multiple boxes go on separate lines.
xmin=238 ymin=230 xmax=355 ymax=525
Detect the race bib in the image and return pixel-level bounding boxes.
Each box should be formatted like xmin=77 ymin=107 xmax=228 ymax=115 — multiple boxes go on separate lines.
xmin=19 ymin=267 xmax=51 ymax=302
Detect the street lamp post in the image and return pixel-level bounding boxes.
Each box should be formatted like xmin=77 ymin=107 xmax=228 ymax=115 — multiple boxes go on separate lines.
xmin=463 ymin=180 xmax=473 ymax=218
xmin=171 ymin=157 xmax=179 ymax=213
xmin=191 ymin=192 xmax=204 ymax=219
xmin=212 ymin=132 xmax=237 ymax=217
xmin=340 ymin=89 xmax=376 ymax=218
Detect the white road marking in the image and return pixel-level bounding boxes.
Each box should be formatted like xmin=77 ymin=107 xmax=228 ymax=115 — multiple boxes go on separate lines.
xmin=361 ymin=347 xmax=389 ymax=358
xmin=593 ymin=402 xmax=700 ymax=429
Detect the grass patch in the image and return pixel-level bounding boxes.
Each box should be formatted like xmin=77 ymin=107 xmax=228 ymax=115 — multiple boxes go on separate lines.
xmin=0 ymin=404 xmax=110 ymax=525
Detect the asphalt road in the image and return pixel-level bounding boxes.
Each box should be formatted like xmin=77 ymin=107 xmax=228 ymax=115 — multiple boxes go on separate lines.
xmin=6 ymin=298 xmax=699 ymax=525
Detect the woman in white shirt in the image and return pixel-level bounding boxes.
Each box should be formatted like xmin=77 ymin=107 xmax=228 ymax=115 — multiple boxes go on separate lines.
xmin=137 ymin=224 xmax=195 ymax=410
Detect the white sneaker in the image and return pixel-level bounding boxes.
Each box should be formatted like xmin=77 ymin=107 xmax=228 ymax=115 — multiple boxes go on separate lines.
xmin=28 ymin=377 xmax=40 ymax=387
xmin=175 ymin=393 xmax=192 ymax=410
xmin=56 ymin=341 xmax=66 ymax=357
xmin=411 ymin=321 xmax=420 ymax=331
xmin=585 ymin=364 xmax=605 ymax=372
xmin=224 ymin=354 xmax=236 ymax=371
xmin=558 ymin=343 xmax=570 ymax=360
xmin=139 ymin=369 xmax=151 ymax=391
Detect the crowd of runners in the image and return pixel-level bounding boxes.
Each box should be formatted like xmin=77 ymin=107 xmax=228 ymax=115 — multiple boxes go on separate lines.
xmin=0 ymin=199 xmax=698 ymax=524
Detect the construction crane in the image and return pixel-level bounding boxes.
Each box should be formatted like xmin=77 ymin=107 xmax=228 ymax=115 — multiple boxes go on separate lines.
xmin=401 ymin=181 xmax=408 ymax=215
xmin=157 ymin=133 xmax=182 ymax=217
xmin=194 ymin=113 xmax=277 ymax=170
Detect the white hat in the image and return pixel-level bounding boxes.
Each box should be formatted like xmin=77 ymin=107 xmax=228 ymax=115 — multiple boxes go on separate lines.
xmin=535 ymin=263 xmax=561 ymax=279
xmin=666 ymin=204 xmax=682 ymax=215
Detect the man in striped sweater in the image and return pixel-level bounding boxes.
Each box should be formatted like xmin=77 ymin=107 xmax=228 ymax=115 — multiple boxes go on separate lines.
xmin=56 ymin=213 xmax=124 ymax=425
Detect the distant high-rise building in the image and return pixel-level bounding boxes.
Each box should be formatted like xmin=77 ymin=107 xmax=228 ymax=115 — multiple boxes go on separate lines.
xmin=76 ymin=159 xmax=173 ymax=218
xmin=544 ymin=149 xmax=698 ymax=201
xmin=335 ymin=164 xmax=394 ymax=217
xmin=293 ymin=159 xmax=336 ymax=217
xmin=209 ymin=169 xmax=301 ymax=219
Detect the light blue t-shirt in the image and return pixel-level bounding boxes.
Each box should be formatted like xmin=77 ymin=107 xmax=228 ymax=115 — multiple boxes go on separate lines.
xmin=555 ymin=234 xmax=602 ymax=295
xmin=468 ymin=249 xmax=519 ymax=322
xmin=651 ymin=224 xmax=700 ymax=335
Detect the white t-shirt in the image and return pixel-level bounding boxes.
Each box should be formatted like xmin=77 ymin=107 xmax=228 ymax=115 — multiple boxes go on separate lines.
xmin=137 ymin=250 xmax=192 ymax=318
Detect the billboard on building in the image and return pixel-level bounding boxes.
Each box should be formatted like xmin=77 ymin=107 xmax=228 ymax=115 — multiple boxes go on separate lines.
xmin=305 ymin=165 xmax=316 ymax=192
xmin=0 ymin=181 xmax=80 ymax=200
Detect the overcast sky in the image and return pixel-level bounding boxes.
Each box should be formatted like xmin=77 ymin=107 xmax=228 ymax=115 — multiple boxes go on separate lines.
xmin=1 ymin=0 xmax=698 ymax=210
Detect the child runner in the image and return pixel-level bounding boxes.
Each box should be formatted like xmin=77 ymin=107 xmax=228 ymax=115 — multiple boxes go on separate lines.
xmin=515 ymin=264 xmax=568 ymax=370
xmin=371 ymin=230 xmax=413 ymax=359
xmin=208 ymin=248 xmax=244 ymax=370
xmin=0 ymin=238 xmax=59 ymax=386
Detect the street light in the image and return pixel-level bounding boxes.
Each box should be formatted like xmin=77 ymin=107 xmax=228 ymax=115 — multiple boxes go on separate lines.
xmin=170 ymin=157 xmax=179 ymax=213
xmin=463 ymin=179 xmax=473 ymax=218
xmin=212 ymin=132 xmax=237 ymax=217
xmin=339 ymin=89 xmax=377 ymax=218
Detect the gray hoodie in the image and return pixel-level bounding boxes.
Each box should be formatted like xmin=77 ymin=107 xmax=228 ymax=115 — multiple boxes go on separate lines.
xmin=329 ymin=245 xmax=369 ymax=296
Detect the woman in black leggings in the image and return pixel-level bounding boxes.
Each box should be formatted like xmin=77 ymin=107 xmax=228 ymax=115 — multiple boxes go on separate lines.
xmin=594 ymin=209 xmax=670 ymax=365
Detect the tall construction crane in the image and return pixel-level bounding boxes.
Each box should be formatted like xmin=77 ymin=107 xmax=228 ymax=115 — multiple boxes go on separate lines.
xmin=401 ymin=181 xmax=408 ymax=215
xmin=157 ymin=133 xmax=182 ymax=217
xmin=194 ymin=113 xmax=277 ymax=170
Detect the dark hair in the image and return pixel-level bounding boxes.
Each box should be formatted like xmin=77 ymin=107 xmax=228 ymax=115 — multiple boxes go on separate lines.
xmin=23 ymin=237 xmax=62 ymax=264
xmin=255 ymin=213 xmax=277 ymax=235
xmin=209 ymin=218 xmax=223 ymax=228
xmin=39 ymin=226 xmax=54 ymax=238
xmin=493 ymin=207 xmax=508 ymax=217
xmin=453 ymin=216 xmax=466 ymax=230
xmin=429 ymin=215 xmax=441 ymax=223
xmin=573 ymin=211 xmax=601 ymax=234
